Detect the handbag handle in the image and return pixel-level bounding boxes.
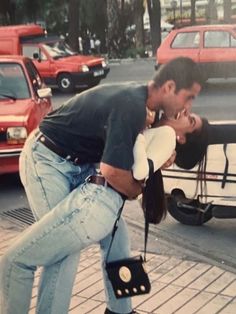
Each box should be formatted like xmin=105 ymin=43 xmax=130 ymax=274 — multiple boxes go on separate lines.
xmin=105 ymin=203 xmax=150 ymax=264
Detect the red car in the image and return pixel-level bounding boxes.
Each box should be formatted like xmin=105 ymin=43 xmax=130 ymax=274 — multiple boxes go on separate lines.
xmin=0 ymin=55 xmax=52 ymax=174
xmin=156 ymin=24 xmax=236 ymax=81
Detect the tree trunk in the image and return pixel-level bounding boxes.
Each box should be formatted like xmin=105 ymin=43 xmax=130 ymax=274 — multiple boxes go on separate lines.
xmin=206 ymin=0 xmax=218 ymax=24
xmin=190 ymin=0 xmax=196 ymax=25
xmin=107 ymin=0 xmax=120 ymax=57
xmin=223 ymin=0 xmax=231 ymax=23
xmin=68 ymin=0 xmax=80 ymax=51
xmin=147 ymin=0 xmax=161 ymax=56
xmin=133 ymin=0 xmax=144 ymax=50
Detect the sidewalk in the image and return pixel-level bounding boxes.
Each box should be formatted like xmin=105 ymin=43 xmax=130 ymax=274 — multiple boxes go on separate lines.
xmin=1 ymin=217 xmax=236 ymax=314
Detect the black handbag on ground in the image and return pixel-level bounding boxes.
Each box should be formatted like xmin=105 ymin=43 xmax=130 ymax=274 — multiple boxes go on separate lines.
xmin=105 ymin=202 xmax=151 ymax=299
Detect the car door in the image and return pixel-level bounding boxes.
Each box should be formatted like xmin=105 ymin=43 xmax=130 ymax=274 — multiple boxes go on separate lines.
xmin=199 ymin=29 xmax=236 ymax=78
xmin=24 ymin=60 xmax=51 ymax=129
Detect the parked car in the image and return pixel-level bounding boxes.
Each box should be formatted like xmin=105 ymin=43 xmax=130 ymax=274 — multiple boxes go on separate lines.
xmin=162 ymin=120 xmax=236 ymax=225
xmin=0 ymin=55 xmax=52 ymax=175
xmin=156 ymin=24 xmax=236 ymax=81
xmin=0 ymin=24 xmax=110 ymax=93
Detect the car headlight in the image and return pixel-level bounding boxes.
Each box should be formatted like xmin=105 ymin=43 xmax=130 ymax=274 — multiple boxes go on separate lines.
xmin=102 ymin=60 xmax=107 ymax=68
xmin=81 ymin=65 xmax=89 ymax=72
xmin=7 ymin=127 xmax=28 ymax=144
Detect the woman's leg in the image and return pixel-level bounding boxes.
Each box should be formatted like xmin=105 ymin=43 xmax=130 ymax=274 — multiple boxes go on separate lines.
xmin=132 ymin=126 xmax=176 ymax=181
xmin=0 ymin=183 xmax=123 ymax=314
xmin=100 ymin=217 xmax=132 ymax=314
xmin=18 ymin=133 xmax=94 ymax=314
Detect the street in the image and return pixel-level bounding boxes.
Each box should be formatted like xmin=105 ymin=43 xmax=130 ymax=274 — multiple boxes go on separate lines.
xmin=1 ymin=58 xmax=236 ymax=274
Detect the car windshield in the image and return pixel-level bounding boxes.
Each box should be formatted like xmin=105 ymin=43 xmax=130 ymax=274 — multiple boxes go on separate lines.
xmin=0 ymin=63 xmax=30 ymax=100
xmin=42 ymin=41 xmax=77 ymax=59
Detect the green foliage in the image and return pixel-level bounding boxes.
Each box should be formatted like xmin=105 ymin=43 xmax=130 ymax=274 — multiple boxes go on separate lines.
xmin=123 ymin=46 xmax=148 ymax=59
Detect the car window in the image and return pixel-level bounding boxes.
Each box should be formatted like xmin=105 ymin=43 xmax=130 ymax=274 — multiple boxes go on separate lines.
xmin=230 ymin=34 xmax=236 ymax=47
xmin=22 ymin=45 xmax=48 ymax=61
xmin=171 ymin=32 xmax=200 ymax=48
xmin=25 ymin=61 xmax=43 ymax=92
xmin=204 ymin=31 xmax=230 ymax=48
xmin=0 ymin=63 xmax=30 ymax=99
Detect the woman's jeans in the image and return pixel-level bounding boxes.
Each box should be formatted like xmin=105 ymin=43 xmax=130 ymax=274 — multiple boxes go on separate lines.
xmin=0 ymin=132 xmax=132 ymax=314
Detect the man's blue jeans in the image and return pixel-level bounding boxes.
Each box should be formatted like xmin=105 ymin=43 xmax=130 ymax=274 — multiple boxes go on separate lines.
xmin=0 ymin=132 xmax=132 ymax=314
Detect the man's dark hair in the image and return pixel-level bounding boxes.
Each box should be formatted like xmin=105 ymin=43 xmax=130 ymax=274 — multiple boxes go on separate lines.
xmin=153 ymin=57 xmax=204 ymax=92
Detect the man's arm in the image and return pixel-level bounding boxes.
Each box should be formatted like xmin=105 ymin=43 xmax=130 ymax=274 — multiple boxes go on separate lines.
xmin=100 ymin=162 xmax=143 ymax=199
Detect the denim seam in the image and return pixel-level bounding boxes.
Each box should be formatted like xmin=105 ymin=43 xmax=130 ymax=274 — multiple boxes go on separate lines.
xmin=30 ymin=143 xmax=51 ymax=216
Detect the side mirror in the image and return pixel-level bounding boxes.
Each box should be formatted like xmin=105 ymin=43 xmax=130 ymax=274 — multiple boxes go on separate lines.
xmin=37 ymin=87 xmax=52 ymax=98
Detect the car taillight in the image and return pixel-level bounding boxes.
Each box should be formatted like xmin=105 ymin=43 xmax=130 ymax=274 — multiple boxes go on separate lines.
xmin=7 ymin=127 xmax=28 ymax=144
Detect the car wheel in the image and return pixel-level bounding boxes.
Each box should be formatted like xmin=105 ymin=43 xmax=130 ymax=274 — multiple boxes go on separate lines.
xmin=57 ymin=74 xmax=75 ymax=93
xmin=167 ymin=189 xmax=213 ymax=226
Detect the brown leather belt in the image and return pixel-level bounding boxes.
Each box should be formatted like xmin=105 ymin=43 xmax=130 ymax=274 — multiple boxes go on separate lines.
xmin=36 ymin=131 xmax=81 ymax=165
xmin=87 ymin=175 xmax=126 ymax=200
xmin=87 ymin=174 xmax=109 ymax=187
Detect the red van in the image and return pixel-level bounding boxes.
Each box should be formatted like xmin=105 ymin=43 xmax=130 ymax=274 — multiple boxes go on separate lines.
xmin=0 ymin=24 xmax=110 ymax=93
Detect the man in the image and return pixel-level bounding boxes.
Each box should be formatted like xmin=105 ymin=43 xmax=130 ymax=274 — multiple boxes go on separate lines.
xmin=0 ymin=57 xmax=203 ymax=314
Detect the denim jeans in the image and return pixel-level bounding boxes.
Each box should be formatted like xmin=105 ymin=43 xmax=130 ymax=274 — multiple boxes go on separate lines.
xmin=0 ymin=132 xmax=132 ymax=314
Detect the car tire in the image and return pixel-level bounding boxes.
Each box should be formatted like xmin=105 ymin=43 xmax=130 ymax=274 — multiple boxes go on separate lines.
xmin=167 ymin=189 xmax=213 ymax=226
xmin=57 ymin=73 xmax=75 ymax=93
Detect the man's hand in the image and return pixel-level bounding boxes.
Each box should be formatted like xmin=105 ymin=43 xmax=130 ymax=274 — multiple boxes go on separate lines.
xmin=100 ymin=162 xmax=143 ymax=199
xmin=161 ymin=150 xmax=176 ymax=169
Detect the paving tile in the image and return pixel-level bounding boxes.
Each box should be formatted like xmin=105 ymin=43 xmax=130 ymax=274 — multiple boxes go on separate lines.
xmin=174 ymin=290 xmax=215 ymax=314
xmin=159 ymin=260 xmax=196 ymax=284
xmin=189 ymin=266 xmax=225 ymax=290
xmin=205 ymin=272 xmax=236 ymax=294
xmin=138 ymin=284 xmax=182 ymax=312
xmin=173 ymin=263 xmax=212 ymax=287
xmin=221 ymin=280 xmax=236 ymax=297
xmin=195 ymin=295 xmax=233 ymax=314
xmin=155 ymin=287 xmax=200 ymax=314
xmin=69 ymin=296 xmax=101 ymax=313
xmin=218 ymin=299 xmax=236 ymax=313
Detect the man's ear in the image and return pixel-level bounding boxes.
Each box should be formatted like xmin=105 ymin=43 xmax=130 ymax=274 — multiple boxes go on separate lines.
xmin=163 ymin=80 xmax=176 ymax=94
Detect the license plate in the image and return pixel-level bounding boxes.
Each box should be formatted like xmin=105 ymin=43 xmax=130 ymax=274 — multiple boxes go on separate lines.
xmin=93 ymin=69 xmax=104 ymax=77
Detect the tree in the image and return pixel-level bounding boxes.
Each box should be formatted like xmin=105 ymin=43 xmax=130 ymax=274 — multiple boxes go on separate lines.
xmin=107 ymin=0 xmax=120 ymax=57
xmin=206 ymin=0 xmax=218 ymax=24
xmin=147 ymin=0 xmax=161 ymax=56
xmin=68 ymin=0 xmax=80 ymax=51
xmin=133 ymin=0 xmax=145 ymax=49
xmin=0 ymin=0 xmax=16 ymax=24
xmin=190 ymin=0 xmax=196 ymax=25
xmin=80 ymin=0 xmax=107 ymax=53
xmin=223 ymin=0 xmax=232 ymax=23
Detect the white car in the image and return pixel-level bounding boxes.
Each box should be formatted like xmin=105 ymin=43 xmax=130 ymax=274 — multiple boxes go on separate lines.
xmin=162 ymin=120 xmax=236 ymax=225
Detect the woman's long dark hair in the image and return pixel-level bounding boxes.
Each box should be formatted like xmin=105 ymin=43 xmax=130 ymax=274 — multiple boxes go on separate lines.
xmin=141 ymin=169 xmax=167 ymax=224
